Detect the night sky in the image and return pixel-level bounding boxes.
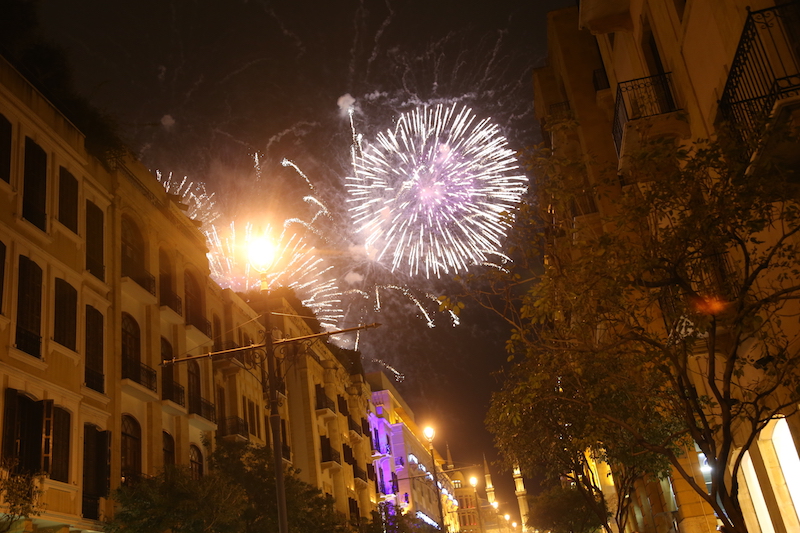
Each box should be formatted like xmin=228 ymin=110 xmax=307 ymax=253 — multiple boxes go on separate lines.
xmin=34 ymin=0 xmax=574 ymax=520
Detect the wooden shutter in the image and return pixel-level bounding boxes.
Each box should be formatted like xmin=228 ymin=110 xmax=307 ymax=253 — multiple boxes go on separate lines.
xmin=51 ymin=407 xmax=70 ymax=482
xmin=2 ymin=388 xmax=18 ymax=460
xmin=40 ymin=399 xmax=54 ymax=475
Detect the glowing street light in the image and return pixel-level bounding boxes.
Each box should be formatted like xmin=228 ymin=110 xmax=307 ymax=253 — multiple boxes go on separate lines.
xmin=424 ymin=426 xmax=446 ymax=531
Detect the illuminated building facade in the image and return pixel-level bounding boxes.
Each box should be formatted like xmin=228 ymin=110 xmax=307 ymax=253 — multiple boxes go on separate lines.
xmin=534 ymin=1 xmax=800 ymax=532
xmin=0 ymin=53 xmax=374 ymax=531
xmin=366 ymin=372 xmax=459 ymax=531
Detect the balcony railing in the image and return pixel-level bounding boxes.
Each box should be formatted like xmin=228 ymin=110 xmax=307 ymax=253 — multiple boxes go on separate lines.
xmin=15 ymin=326 xmax=41 ymax=358
xmin=612 ymin=72 xmax=679 ymax=155
xmin=122 ymin=262 xmax=156 ymax=295
xmin=718 ymin=1 xmax=800 ymax=158
xmin=188 ymin=395 xmax=216 ymax=423
xmin=122 ymin=356 xmax=157 ymax=392
xmin=353 ymin=464 xmax=367 ymax=482
xmin=282 ymin=443 xmax=291 ymax=460
xmin=85 ymin=367 xmax=104 ymax=394
xmin=82 ymin=494 xmax=101 ymax=521
xmin=160 ymin=287 xmax=182 ymax=316
xmin=321 ymin=447 xmax=341 ymax=464
xmin=348 ymin=417 xmax=363 ymax=436
xmin=315 ymin=392 xmax=336 ymax=412
xmin=162 ymin=380 xmax=185 ymax=406
xmin=86 ymin=255 xmax=105 ymax=281
xmin=219 ymin=416 xmax=248 ymax=438
xmin=186 ymin=308 xmax=212 ymax=338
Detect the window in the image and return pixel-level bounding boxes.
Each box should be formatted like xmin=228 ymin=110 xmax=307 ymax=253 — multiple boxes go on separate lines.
xmin=121 ymin=216 xmax=144 ymax=270
xmin=85 ymin=305 xmax=104 ymax=393
xmin=212 ymin=315 xmax=222 ymax=350
xmin=163 ymin=432 xmax=175 ymax=468
xmin=121 ymin=313 xmax=141 ymax=364
xmin=188 ymin=361 xmax=201 ymax=415
xmin=16 ymin=255 xmax=42 ymax=357
xmin=121 ymin=415 xmax=141 ymax=481
xmin=189 ymin=445 xmax=203 ymax=479
xmin=85 ymin=201 xmax=104 ymax=280
xmin=57 ymin=167 xmax=78 ymax=233
xmin=53 ymin=278 xmax=77 ymax=350
xmin=22 ymin=137 xmax=47 ymax=231
xmin=161 ymin=338 xmax=182 ymax=406
xmin=247 ymin=399 xmax=256 ymax=436
xmin=2 ymin=389 xmax=70 ymax=480
xmin=184 ymin=271 xmax=203 ymax=327
xmin=82 ymin=424 xmax=110 ymax=520
xmin=0 ymin=113 xmax=10 ymax=183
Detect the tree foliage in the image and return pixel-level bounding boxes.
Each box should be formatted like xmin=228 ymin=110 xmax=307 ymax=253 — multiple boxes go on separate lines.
xmin=527 ymin=485 xmax=605 ymax=533
xmin=105 ymin=439 xmax=351 ymax=533
xmin=0 ymin=461 xmax=43 ymax=533
xmin=476 ymin=135 xmax=800 ymax=533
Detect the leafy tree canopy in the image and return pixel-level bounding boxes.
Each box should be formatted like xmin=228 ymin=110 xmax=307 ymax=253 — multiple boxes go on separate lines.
xmin=527 ymin=485 xmax=605 ymax=533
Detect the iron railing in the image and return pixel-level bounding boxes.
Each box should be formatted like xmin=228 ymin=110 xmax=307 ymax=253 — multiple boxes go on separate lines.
xmin=122 ymin=356 xmax=157 ymax=392
xmin=219 ymin=416 xmax=248 ymax=438
xmin=316 ymin=392 xmax=336 ymax=412
xmin=188 ymin=396 xmax=216 ymax=423
xmin=612 ymin=72 xmax=679 ymax=155
xmin=160 ymin=287 xmax=182 ymax=316
xmin=348 ymin=417 xmax=363 ymax=436
xmin=82 ymin=494 xmax=101 ymax=521
xmin=321 ymin=447 xmax=341 ymax=464
xmin=86 ymin=255 xmax=105 ymax=281
xmin=186 ymin=308 xmax=212 ymax=337
xmin=353 ymin=464 xmax=367 ymax=482
xmin=15 ymin=327 xmax=41 ymax=357
xmin=718 ymin=1 xmax=800 ymax=157
xmin=85 ymin=367 xmax=104 ymax=394
xmin=162 ymin=380 xmax=185 ymax=406
xmin=122 ymin=262 xmax=156 ymax=295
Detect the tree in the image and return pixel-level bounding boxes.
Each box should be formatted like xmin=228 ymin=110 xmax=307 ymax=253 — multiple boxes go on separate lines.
xmin=527 ymin=485 xmax=605 ymax=533
xmin=0 ymin=461 xmax=43 ymax=533
xmin=479 ymin=135 xmax=800 ymax=533
xmin=105 ymin=438 xmax=351 ymax=533
xmin=361 ymin=503 xmax=439 ymax=533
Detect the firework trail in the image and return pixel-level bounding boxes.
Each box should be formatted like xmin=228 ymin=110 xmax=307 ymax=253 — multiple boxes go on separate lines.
xmin=156 ymin=171 xmax=220 ymax=226
xmin=345 ymin=103 xmax=527 ymax=278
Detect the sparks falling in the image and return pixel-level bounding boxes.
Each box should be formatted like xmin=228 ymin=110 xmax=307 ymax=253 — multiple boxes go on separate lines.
xmin=345 ymin=104 xmax=527 ymax=278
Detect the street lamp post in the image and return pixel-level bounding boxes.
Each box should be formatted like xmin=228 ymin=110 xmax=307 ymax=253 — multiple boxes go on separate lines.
xmin=470 ymin=476 xmax=485 ymax=533
xmin=423 ymin=426 xmax=446 ymax=532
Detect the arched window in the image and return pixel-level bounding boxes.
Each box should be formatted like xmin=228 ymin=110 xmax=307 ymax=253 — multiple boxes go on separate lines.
xmin=162 ymin=431 xmax=175 ymax=468
xmin=189 ymin=444 xmax=203 ymax=479
xmin=184 ymin=271 xmax=203 ymax=327
xmin=188 ymin=361 xmax=201 ymax=415
xmin=121 ymin=415 xmax=141 ymax=481
xmin=121 ymin=313 xmax=141 ymax=383
xmin=161 ymin=338 xmax=181 ymax=405
xmin=121 ymin=216 xmax=144 ymax=270
xmin=159 ymin=250 xmax=180 ymax=313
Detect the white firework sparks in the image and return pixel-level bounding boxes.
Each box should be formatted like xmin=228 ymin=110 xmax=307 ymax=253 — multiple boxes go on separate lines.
xmin=346 ymin=103 xmax=527 ymax=278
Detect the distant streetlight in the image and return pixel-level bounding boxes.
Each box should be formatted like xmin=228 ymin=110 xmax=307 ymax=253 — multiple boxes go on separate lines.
xmin=424 ymin=426 xmax=446 ymax=531
xmin=470 ymin=477 xmax=485 ymax=533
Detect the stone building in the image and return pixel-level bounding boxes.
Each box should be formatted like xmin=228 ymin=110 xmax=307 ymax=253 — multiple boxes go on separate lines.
xmin=533 ymin=1 xmax=800 ymax=532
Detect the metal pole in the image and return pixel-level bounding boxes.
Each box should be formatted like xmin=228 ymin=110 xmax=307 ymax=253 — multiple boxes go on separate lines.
xmin=429 ymin=443 xmax=446 ymax=531
xmin=260 ymin=308 xmax=289 ymax=533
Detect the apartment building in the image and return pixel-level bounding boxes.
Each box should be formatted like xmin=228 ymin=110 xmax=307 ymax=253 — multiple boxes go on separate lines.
xmin=533 ymin=1 xmax=800 ymax=532
xmin=0 ymin=52 xmax=375 ymax=532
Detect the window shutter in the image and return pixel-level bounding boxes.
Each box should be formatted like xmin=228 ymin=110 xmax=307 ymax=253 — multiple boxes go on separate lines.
xmin=2 ymin=388 xmax=18 ymax=460
xmin=51 ymin=407 xmax=70 ymax=482
xmin=100 ymin=430 xmax=111 ymax=497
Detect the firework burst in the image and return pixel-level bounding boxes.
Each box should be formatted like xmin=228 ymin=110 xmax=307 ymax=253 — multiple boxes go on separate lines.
xmin=346 ymin=103 xmax=527 ymax=278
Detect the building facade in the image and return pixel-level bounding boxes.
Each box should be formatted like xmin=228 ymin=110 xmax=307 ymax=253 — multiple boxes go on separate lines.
xmin=0 ymin=52 xmax=377 ymax=532
xmin=534 ymin=1 xmax=800 ymax=532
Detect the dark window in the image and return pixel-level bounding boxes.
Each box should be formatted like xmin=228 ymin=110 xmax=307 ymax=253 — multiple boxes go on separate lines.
xmin=22 ymin=137 xmax=47 ymax=231
xmin=159 ymin=249 xmax=172 ymax=293
xmin=212 ymin=315 xmax=222 ymax=350
xmin=217 ymin=386 xmax=226 ymax=422
xmin=0 ymin=113 xmax=10 ymax=183
xmin=85 ymin=305 xmax=104 ymax=393
xmin=247 ymin=399 xmax=256 ymax=436
xmin=53 ymin=278 xmax=77 ymax=350
xmin=57 ymin=167 xmax=78 ymax=233
xmin=120 ymin=415 xmax=141 ymax=481
xmin=189 ymin=445 xmax=203 ymax=479
xmin=121 ymin=216 xmax=144 ymax=270
xmin=121 ymin=313 xmax=141 ymax=364
xmin=16 ymin=256 xmax=42 ymax=357
xmin=85 ymin=201 xmax=104 ymax=280
xmin=188 ymin=361 xmax=201 ymax=413
xmin=184 ymin=271 xmax=203 ymax=326
xmin=2 ymin=389 xmax=69 ymax=480
xmin=162 ymin=432 xmax=175 ymax=467
xmin=83 ymin=424 xmax=110 ymax=519
xmin=0 ymin=240 xmax=5 ymax=315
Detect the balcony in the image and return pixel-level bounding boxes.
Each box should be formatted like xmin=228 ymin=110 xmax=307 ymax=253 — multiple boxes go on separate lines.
xmin=579 ymin=0 xmax=633 ymax=34
xmin=85 ymin=367 xmax=104 ymax=394
xmin=122 ymin=262 xmax=156 ymax=296
xmin=718 ymin=2 xmax=800 ymax=160
xmin=353 ymin=464 xmax=368 ymax=484
xmin=188 ymin=395 xmax=216 ymax=423
xmin=348 ymin=417 xmax=363 ymax=438
xmin=315 ymin=392 xmax=337 ymax=420
xmin=122 ymin=356 xmax=157 ymax=392
xmin=159 ymin=287 xmax=183 ymax=318
xmin=15 ymin=326 xmax=41 ymax=358
xmin=612 ymin=72 xmax=682 ymax=156
xmin=321 ymin=447 xmax=341 ymax=466
xmin=186 ymin=308 xmax=212 ymax=339
xmin=86 ymin=255 xmax=105 ymax=281
xmin=219 ymin=416 xmax=249 ymax=440
xmin=161 ymin=380 xmax=185 ymax=407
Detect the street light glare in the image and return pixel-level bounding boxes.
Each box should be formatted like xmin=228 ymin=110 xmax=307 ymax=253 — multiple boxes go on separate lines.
xmin=423 ymin=426 xmax=435 ymax=442
xmin=249 ymin=236 xmax=279 ymax=273
xmin=470 ymin=476 xmax=478 ymax=487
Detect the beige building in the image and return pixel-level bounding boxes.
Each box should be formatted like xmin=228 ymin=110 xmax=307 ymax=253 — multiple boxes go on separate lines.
xmin=534 ymin=1 xmax=800 ymax=533
xmin=0 ymin=52 xmax=375 ymax=532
